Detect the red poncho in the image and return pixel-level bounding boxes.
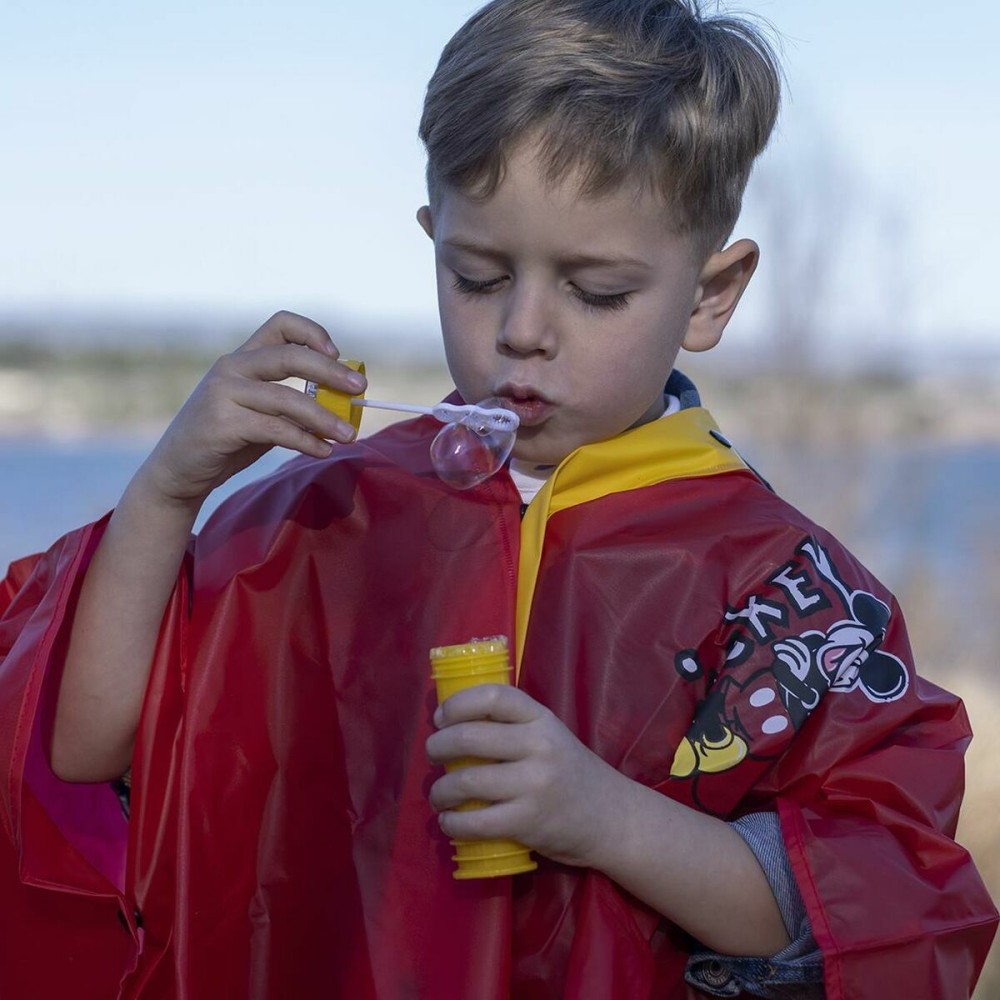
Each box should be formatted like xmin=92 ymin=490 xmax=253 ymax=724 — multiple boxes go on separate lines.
xmin=1 ymin=407 xmax=996 ymax=998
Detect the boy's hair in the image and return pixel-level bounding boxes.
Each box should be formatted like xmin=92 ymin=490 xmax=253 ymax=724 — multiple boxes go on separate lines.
xmin=419 ymin=0 xmax=781 ymax=255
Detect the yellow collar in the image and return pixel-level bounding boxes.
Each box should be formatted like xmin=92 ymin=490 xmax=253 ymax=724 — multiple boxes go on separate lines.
xmin=515 ymin=408 xmax=747 ymax=674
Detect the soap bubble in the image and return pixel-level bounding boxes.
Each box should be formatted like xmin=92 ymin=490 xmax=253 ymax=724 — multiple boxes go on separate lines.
xmin=429 ymin=397 xmax=517 ymax=490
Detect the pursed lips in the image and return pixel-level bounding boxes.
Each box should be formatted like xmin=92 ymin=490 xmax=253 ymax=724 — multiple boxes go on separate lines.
xmin=495 ymin=382 xmax=553 ymax=404
xmin=494 ymin=383 xmax=556 ymax=426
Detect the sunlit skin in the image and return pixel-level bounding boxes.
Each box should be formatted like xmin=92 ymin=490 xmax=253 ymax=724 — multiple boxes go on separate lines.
xmin=51 ymin=146 xmax=787 ymax=958
xmin=52 ymin=312 xmax=367 ymax=785
xmin=418 ymin=141 xmax=759 ymax=466
xmin=419 ymin=143 xmax=789 ymax=956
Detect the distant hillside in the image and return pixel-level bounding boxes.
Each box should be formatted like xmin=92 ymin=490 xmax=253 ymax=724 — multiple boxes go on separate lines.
xmin=2 ymin=305 xmax=999 ymax=442
xmin=1 ymin=337 xmax=998 ymax=446
xmin=0 ymin=308 xmax=444 ymax=362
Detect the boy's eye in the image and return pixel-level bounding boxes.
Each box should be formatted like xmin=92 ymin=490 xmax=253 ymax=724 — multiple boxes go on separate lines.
xmin=572 ymin=286 xmax=632 ymax=312
xmin=451 ymin=272 xmax=631 ymax=312
xmin=452 ymin=273 xmax=507 ymax=295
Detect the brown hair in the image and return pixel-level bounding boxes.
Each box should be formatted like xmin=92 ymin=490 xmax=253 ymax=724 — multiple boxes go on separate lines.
xmin=419 ymin=0 xmax=781 ymax=253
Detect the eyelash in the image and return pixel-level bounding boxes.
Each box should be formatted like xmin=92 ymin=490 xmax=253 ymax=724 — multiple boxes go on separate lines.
xmin=451 ymin=273 xmax=632 ymax=312
xmin=452 ymin=273 xmax=505 ymax=295
xmin=572 ymin=288 xmax=632 ymax=313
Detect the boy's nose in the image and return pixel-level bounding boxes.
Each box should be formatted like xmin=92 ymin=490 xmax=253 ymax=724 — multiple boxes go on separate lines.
xmin=496 ymin=287 xmax=557 ymax=357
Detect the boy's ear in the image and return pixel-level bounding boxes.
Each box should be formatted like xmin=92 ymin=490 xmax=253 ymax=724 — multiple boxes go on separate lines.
xmin=683 ymin=238 xmax=759 ymax=352
xmin=417 ymin=206 xmax=434 ymax=239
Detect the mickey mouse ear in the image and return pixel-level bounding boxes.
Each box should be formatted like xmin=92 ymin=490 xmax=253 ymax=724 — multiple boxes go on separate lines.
xmin=859 ymin=652 xmax=909 ymax=703
xmin=850 ymin=592 xmax=891 ymax=633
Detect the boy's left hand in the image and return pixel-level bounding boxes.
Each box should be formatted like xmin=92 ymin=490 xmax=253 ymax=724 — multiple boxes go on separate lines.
xmin=425 ymin=685 xmax=628 ymax=868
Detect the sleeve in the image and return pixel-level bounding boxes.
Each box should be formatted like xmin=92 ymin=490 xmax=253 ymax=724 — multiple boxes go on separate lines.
xmin=668 ymin=533 xmax=999 ymax=1000
xmin=0 ymin=518 xmax=190 ymax=998
xmin=776 ymin=654 xmax=999 ymax=1000
xmin=686 ymin=812 xmax=824 ymax=998
xmin=0 ymin=517 xmax=126 ymax=893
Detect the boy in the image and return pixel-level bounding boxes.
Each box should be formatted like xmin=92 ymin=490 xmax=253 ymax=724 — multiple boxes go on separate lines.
xmin=1 ymin=1 xmax=996 ymax=997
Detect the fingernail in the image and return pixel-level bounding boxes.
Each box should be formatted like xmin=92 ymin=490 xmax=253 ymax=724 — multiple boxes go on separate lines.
xmin=345 ymin=371 xmax=366 ymax=390
xmin=433 ymin=706 xmax=444 ymax=728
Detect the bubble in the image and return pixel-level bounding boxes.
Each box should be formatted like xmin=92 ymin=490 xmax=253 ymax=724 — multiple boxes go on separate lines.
xmin=429 ymin=397 xmax=517 ymax=490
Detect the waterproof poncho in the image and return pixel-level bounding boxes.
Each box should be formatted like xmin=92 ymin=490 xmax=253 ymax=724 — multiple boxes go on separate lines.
xmin=1 ymin=406 xmax=996 ymax=998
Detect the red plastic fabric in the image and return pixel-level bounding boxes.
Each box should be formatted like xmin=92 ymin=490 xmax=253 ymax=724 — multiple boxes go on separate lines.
xmin=1 ymin=413 xmax=996 ymax=998
xmin=0 ymin=530 xmax=139 ymax=994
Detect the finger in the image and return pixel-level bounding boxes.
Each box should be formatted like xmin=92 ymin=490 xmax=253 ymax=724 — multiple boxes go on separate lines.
xmin=231 ymin=379 xmax=357 ymax=443
xmin=426 ymin=719 xmax=531 ymax=766
xmin=230 ymin=409 xmax=339 ymax=459
xmin=222 ymin=343 xmax=366 ymax=395
xmin=435 ymin=685 xmax=543 ymax=728
xmin=428 ymin=761 xmax=524 ymax=811
xmin=437 ymin=799 xmax=527 ymax=844
xmin=239 ymin=310 xmax=339 ymax=356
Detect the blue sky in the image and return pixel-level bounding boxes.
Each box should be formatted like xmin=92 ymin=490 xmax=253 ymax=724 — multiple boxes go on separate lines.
xmin=2 ymin=0 xmax=998 ymax=359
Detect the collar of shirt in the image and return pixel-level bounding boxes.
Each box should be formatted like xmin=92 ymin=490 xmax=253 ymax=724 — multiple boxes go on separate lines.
xmin=507 ymin=393 xmax=682 ymax=505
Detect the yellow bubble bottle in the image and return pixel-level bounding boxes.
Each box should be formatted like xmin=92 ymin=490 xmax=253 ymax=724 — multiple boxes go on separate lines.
xmin=429 ymin=636 xmax=538 ymax=879
xmin=305 ymin=359 xmax=366 ymax=433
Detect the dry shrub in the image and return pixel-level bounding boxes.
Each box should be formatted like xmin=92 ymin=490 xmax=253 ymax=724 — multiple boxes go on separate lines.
xmin=923 ymin=665 xmax=1000 ymax=998
xmin=906 ymin=566 xmax=999 ymax=995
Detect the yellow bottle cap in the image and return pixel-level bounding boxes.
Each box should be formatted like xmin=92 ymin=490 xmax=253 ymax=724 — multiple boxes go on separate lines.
xmin=310 ymin=359 xmax=366 ymax=433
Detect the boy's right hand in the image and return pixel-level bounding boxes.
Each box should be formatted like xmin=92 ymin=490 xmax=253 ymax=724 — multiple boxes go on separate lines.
xmin=53 ymin=308 xmax=364 ymax=784
xmin=138 ymin=311 xmax=365 ymax=508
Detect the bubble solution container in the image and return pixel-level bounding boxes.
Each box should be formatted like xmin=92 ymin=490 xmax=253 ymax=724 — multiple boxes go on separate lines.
xmin=429 ymin=636 xmax=538 ymax=879
xmin=308 ymin=359 xmax=366 ymax=434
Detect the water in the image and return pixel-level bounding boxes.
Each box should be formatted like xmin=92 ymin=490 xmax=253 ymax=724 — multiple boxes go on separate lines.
xmin=746 ymin=441 xmax=1000 ymax=584
xmin=0 ymin=436 xmax=292 ymax=568
xmin=1 ymin=435 xmax=997 ymax=640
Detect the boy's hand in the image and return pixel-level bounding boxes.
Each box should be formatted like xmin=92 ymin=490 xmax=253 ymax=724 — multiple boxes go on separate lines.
xmin=426 ymin=685 xmax=629 ymax=868
xmin=140 ymin=311 xmax=366 ymax=508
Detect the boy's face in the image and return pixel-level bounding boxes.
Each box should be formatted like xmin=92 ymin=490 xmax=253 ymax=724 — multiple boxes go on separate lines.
xmin=418 ymin=143 xmax=753 ymax=466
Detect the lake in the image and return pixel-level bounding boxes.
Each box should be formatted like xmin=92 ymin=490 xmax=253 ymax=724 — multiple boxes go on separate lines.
xmin=1 ymin=434 xmax=997 ymax=647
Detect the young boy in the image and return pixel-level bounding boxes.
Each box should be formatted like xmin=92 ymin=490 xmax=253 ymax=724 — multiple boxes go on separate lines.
xmin=1 ymin=1 xmax=996 ymax=997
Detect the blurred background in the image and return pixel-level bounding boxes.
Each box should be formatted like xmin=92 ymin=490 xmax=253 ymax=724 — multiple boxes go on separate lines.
xmin=2 ymin=1 xmax=998 ymax=990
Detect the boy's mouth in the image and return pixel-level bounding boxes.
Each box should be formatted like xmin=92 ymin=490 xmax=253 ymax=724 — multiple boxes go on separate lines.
xmin=495 ymin=384 xmax=554 ymax=427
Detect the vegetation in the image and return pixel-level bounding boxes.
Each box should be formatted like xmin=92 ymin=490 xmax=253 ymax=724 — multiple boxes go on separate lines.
xmin=1 ymin=339 xmax=997 ymax=990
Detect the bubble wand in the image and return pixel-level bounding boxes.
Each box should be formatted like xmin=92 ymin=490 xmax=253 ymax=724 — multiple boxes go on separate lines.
xmin=304 ymin=364 xmax=520 ymax=490
xmin=347 ymin=397 xmax=519 ymax=433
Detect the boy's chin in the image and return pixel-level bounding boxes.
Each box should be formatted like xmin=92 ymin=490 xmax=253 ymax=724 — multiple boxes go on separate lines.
xmin=510 ymin=432 xmax=576 ymax=468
